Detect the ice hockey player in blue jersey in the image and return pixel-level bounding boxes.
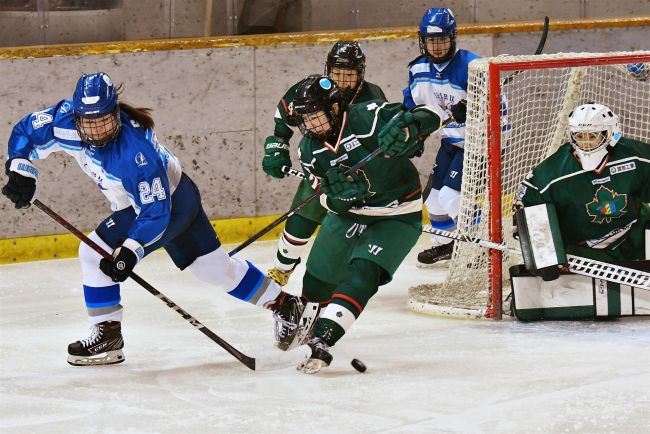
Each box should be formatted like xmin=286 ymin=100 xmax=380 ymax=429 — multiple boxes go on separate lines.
xmin=403 ymin=7 xmax=480 ymax=267
xmin=2 ymin=72 xmax=301 ymax=366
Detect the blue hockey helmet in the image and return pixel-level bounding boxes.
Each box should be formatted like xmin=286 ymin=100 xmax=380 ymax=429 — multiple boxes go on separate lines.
xmin=418 ymin=8 xmax=457 ymax=63
xmin=73 ymin=72 xmax=121 ymax=147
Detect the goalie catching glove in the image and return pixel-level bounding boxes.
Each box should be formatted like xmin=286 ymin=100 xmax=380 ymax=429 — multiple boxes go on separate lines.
xmin=2 ymin=158 xmax=38 ymax=209
xmin=378 ymin=107 xmax=440 ymax=158
xmin=320 ymin=167 xmax=370 ymax=202
xmin=262 ymin=135 xmax=291 ymax=179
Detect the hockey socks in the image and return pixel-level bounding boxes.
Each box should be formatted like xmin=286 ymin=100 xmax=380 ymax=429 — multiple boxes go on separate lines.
xmin=274 ymin=215 xmax=319 ymax=271
xmin=189 ymin=247 xmax=281 ymax=307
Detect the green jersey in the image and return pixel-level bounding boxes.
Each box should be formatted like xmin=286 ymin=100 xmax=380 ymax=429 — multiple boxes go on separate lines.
xmin=299 ymin=100 xmax=440 ymax=224
xmin=273 ymin=80 xmax=387 ymax=140
xmin=519 ymin=137 xmax=650 ymax=250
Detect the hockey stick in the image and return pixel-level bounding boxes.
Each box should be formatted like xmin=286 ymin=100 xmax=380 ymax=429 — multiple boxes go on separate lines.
xmin=33 ymin=199 xmax=310 ymax=371
xmin=422 ymin=224 xmax=650 ymax=290
xmin=229 ymin=147 xmax=382 ymax=256
xmin=502 ymin=16 xmax=550 ymax=85
xmin=281 ymin=165 xmax=307 ymax=179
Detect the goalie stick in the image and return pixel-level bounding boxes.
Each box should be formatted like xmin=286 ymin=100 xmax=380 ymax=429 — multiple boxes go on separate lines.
xmin=422 ymin=225 xmax=650 ymax=291
xmin=33 ymin=199 xmax=310 ymax=371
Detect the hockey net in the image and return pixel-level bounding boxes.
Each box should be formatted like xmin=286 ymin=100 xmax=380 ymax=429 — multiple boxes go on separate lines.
xmin=409 ymin=51 xmax=650 ymax=319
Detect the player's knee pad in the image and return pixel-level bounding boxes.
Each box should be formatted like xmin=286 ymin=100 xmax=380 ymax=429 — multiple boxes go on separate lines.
xmin=79 ymin=231 xmax=114 ymax=287
xmin=439 ymin=186 xmax=461 ymax=220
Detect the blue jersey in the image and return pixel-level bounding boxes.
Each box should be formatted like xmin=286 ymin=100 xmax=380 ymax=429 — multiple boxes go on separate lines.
xmin=403 ymin=49 xmax=480 ymax=147
xmin=7 ymin=99 xmax=183 ymax=248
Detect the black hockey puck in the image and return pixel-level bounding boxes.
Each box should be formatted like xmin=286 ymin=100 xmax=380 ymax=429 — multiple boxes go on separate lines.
xmin=351 ymin=358 xmax=367 ymax=373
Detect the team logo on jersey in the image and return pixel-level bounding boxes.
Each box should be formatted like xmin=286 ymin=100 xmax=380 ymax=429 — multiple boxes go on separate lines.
xmin=135 ymin=152 xmax=148 ymax=167
xmin=585 ymin=186 xmax=627 ymax=224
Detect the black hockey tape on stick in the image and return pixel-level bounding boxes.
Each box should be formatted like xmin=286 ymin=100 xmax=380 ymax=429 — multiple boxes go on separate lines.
xmin=33 ymin=199 xmax=306 ymax=371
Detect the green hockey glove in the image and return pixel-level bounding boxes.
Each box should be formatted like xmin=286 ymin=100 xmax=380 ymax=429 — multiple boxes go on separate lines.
xmin=320 ymin=167 xmax=370 ymax=202
xmin=377 ymin=111 xmax=424 ymax=158
xmin=262 ymin=135 xmax=291 ymax=179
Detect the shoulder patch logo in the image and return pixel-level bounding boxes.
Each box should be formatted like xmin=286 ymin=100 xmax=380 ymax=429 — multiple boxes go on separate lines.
xmin=135 ymin=152 xmax=148 ymax=167
xmin=585 ymin=185 xmax=627 ymax=224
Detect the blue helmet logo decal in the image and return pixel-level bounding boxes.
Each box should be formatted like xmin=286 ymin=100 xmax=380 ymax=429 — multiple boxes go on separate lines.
xmin=319 ymin=78 xmax=333 ymax=90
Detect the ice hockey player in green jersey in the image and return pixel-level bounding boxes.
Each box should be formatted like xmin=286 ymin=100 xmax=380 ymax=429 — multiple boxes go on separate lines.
xmin=517 ymin=103 xmax=650 ymax=263
xmin=277 ymin=74 xmax=445 ymax=373
xmin=262 ymin=41 xmax=387 ymax=288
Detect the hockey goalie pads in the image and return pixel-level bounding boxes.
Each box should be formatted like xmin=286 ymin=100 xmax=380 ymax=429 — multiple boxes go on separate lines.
xmin=515 ymin=203 xmax=567 ymax=281
xmin=509 ymin=264 xmax=650 ymax=321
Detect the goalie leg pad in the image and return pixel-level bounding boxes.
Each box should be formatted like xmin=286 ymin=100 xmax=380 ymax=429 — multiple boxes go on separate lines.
xmin=510 ymin=265 xmax=650 ymax=321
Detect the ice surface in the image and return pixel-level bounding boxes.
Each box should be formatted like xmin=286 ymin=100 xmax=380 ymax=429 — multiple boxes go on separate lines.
xmin=1 ymin=237 xmax=649 ymax=433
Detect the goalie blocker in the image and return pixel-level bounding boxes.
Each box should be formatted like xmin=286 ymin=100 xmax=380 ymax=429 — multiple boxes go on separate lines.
xmin=511 ymin=204 xmax=650 ymax=320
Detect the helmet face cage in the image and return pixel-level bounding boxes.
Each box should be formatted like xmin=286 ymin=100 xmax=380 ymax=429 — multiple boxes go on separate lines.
xmin=74 ymin=109 xmax=121 ymax=147
xmin=418 ymin=8 xmax=457 ymax=63
xmin=325 ymin=41 xmax=366 ymax=101
xmin=567 ymin=103 xmax=621 ymax=154
xmin=73 ymin=72 xmax=121 ymax=147
xmin=294 ymin=75 xmax=343 ymax=142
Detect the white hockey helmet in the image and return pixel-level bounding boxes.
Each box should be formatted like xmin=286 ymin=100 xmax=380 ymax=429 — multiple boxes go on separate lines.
xmin=567 ymin=103 xmax=622 ymax=171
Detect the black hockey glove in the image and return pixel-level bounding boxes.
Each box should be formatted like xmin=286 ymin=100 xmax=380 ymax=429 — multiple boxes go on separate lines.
xmin=2 ymin=158 xmax=38 ymax=209
xmin=320 ymin=167 xmax=370 ymax=202
xmin=377 ymin=111 xmax=425 ymax=158
xmin=450 ymin=99 xmax=467 ymax=124
xmin=262 ymin=135 xmax=292 ymax=179
xmin=99 ymin=239 xmax=143 ymax=283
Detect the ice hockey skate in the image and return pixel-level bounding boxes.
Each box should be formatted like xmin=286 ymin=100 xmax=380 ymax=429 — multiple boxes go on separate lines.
xmin=416 ymin=241 xmax=454 ymax=268
xmin=297 ymin=337 xmax=333 ymax=374
xmin=67 ymin=320 xmax=125 ymax=366
xmin=266 ymin=292 xmax=320 ymax=351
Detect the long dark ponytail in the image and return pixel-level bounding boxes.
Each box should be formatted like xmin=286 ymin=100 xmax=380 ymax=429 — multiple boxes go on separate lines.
xmin=116 ymin=84 xmax=155 ymax=130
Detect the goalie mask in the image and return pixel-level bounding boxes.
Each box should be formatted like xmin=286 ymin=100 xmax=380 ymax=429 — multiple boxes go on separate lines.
xmin=73 ymin=72 xmax=121 ymax=147
xmin=325 ymin=41 xmax=366 ymax=102
xmin=568 ymin=103 xmax=622 ymax=171
xmin=418 ymin=8 xmax=457 ymax=64
xmin=293 ymin=75 xmax=344 ymax=143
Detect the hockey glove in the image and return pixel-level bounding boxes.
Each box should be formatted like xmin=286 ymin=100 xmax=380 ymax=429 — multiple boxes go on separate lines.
xmin=378 ymin=111 xmax=426 ymax=158
xmin=450 ymin=99 xmax=467 ymax=124
xmin=2 ymin=158 xmax=38 ymax=209
xmin=320 ymin=167 xmax=370 ymax=202
xmin=262 ymin=135 xmax=292 ymax=179
xmin=99 ymin=239 xmax=144 ymax=283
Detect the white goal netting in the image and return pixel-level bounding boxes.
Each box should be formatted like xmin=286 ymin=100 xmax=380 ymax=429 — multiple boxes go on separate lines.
xmin=409 ymin=51 xmax=650 ymax=318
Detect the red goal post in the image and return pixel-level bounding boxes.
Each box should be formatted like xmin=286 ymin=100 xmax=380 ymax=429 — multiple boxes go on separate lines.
xmin=409 ymin=51 xmax=650 ymax=320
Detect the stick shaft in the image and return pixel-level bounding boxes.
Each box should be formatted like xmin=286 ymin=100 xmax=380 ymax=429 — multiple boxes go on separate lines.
xmin=33 ymin=199 xmax=258 ymax=370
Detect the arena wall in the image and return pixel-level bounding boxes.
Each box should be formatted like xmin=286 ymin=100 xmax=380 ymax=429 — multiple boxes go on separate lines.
xmin=0 ymin=17 xmax=648 ymax=261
